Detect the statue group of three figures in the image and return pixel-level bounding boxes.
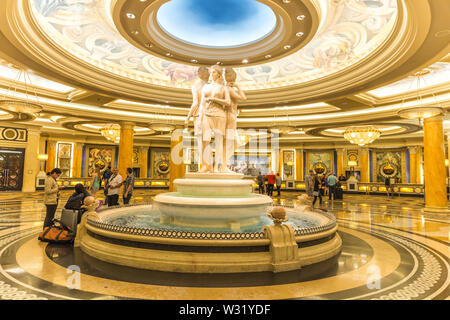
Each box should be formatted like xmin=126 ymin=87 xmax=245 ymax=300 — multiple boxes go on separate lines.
xmin=185 ymin=65 xmax=246 ymax=173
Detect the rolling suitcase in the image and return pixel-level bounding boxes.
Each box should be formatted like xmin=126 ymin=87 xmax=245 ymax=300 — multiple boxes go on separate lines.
xmin=335 ymin=187 xmax=343 ymax=200
xmin=60 ymin=208 xmax=80 ymax=237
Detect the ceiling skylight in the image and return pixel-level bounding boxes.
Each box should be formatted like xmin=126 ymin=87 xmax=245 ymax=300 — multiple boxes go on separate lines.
xmin=156 ymin=0 xmax=277 ymax=47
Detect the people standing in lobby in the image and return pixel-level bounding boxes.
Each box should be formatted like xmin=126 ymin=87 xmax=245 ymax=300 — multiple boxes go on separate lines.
xmin=305 ymin=170 xmax=314 ymax=197
xmin=327 ymin=172 xmax=337 ymax=200
xmin=88 ymin=166 xmax=101 ymax=197
xmin=102 ymin=163 xmax=113 ymax=205
xmin=275 ymin=173 xmax=282 ymax=197
xmin=266 ymin=171 xmax=276 ymax=196
xmin=107 ymin=168 xmax=123 ymax=207
xmin=385 ymin=176 xmax=391 ymax=198
xmin=123 ymin=168 xmax=135 ymax=205
xmin=43 ymin=168 xmax=63 ymax=229
xmin=323 ymin=173 xmax=329 ymax=196
xmin=257 ymin=171 xmax=265 ymax=194
xmin=338 ymin=173 xmax=347 ymax=183
xmin=312 ymin=175 xmax=323 ymax=209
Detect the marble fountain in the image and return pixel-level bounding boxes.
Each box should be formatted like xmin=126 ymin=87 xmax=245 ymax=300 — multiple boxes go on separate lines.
xmin=75 ymin=173 xmax=342 ymax=273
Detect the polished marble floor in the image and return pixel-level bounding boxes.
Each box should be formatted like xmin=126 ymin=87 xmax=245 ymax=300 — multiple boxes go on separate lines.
xmin=0 ymin=189 xmax=448 ymax=300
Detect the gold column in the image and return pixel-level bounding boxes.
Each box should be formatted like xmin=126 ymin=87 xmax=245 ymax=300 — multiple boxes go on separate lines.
xmin=296 ymin=149 xmax=303 ymax=181
xmin=447 ymin=134 xmax=450 ymax=179
xmin=45 ymin=140 xmax=56 ymax=173
xmin=22 ymin=129 xmax=41 ymax=192
xmin=140 ymin=146 xmax=149 ymax=178
xmin=401 ymin=150 xmax=407 ymax=183
xmin=408 ymin=147 xmax=417 ymax=184
xmin=416 ymin=146 xmax=423 ymax=184
xmin=278 ymin=150 xmax=283 ymax=175
xmin=118 ymin=122 xmax=135 ymax=179
xmin=423 ymin=115 xmax=447 ymax=212
xmin=337 ymin=148 xmax=345 ymax=177
xmin=360 ymin=148 xmax=370 ymax=183
xmin=72 ymin=143 xmax=83 ymax=177
xmin=169 ymin=129 xmax=185 ymax=192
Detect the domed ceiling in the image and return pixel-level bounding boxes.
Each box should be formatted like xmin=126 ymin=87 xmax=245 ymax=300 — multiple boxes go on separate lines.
xmin=0 ymin=0 xmax=448 ymax=141
xmin=30 ymin=0 xmax=398 ymax=90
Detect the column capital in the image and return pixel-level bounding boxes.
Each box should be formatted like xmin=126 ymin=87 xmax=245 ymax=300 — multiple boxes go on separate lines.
xmin=407 ymin=146 xmax=419 ymax=154
xmin=359 ymin=147 xmax=370 ymax=154
xmin=424 ymin=114 xmax=444 ymax=123
xmin=120 ymin=122 xmax=135 ymax=130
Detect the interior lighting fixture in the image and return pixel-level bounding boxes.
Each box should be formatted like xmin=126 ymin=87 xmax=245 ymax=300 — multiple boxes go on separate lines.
xmin=100 ymin=124 xmax=121 ymax=143
xmin=343 ymin=126 xmax=381 ymax=146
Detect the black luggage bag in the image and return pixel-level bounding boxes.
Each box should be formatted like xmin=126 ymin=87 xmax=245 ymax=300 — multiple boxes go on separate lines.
xmin=335 ymin=187 xmax=343 ymax=200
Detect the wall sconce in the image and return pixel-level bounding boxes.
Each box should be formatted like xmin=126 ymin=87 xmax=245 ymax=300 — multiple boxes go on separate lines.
xmin=37 ymin=154 xmax=48 ymax=161
xmin=348 ymin=161 xmax=357 ymax=167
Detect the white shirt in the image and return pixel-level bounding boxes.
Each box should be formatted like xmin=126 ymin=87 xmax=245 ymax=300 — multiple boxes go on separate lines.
xmin=107 ymin=174 xmax=123 ymax=196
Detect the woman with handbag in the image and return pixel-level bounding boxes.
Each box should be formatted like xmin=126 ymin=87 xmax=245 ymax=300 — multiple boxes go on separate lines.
xmin=43 ymin=168 xmax=63 ymax=229
xmin=312 ymin=175 xmax=323 ymax=208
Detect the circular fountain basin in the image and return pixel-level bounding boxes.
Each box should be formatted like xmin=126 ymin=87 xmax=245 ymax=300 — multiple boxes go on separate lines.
xmin=78 ymin=204 xmax=342 ymax=273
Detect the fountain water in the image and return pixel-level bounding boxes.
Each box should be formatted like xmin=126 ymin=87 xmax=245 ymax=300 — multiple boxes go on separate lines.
xmin=153 ymin=172 xmax=273 ymax=231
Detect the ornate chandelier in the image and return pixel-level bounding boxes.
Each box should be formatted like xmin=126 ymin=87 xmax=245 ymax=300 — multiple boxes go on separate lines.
xmin=0 ymin=69 xmax=43 ymax=121
xmin=149 ymin=122 xmax=176 ymax=133
xmin=397 ymin=106 xmax=443 ymax=120
xmin=397 ymin=69 xmax=443 ymax=121
xmin=343 ymin=127 xmax=381 ymax=146
xmin=99 ymin=124 xmax=121 ymax=143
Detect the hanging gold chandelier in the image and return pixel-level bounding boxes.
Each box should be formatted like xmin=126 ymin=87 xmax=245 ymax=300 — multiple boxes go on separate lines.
xmin=0 ymin=69 xmax=43 ymax=121
xmin=99 ymin=124 xmax=121 ymax=143
xmin=149 ymin=122 xmax=176 ymax=133
xmin=343 ymin=126 xmax=381 ymax=146
xmin=397 ymin=69 xmax=443 ymax=121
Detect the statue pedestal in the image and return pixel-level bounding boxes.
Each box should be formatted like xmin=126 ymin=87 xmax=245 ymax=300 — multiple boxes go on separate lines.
xmin=153 ymin=172 xmax=272 ymax=231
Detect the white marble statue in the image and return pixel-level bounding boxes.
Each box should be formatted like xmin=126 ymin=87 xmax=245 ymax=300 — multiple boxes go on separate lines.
xmin=184 ymin=67 xmax=210 ymax=166
xmin=222 ymin=67 xmax=246 ymax=173
xmin=198 ymin=65 xmax=231 ymax=173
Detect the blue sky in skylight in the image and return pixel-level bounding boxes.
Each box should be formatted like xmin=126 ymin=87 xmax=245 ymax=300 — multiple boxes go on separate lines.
xmin=156 ymin=0 xmax=277 ymax=47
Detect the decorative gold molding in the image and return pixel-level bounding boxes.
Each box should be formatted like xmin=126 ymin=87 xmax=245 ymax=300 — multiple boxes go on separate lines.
xmin=0 ymin=0 xmax=446 ymax=108
xmin=112 ymin=0 xmax=320 ymax=67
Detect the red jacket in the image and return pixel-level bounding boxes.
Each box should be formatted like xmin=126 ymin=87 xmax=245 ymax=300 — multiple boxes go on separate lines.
xmin=267 ymin=174 xmax=276 ymax=184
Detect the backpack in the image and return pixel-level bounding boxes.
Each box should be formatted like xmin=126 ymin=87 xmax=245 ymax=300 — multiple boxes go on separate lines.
xmin=38 ymin=219 xmax=74 ymax=244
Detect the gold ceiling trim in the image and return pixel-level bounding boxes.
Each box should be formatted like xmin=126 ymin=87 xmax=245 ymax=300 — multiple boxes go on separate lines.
xmin=112 ymin=0 xmax=320 ymax=67
xmin=62 ymin=120 xmax=159 ymax=137
xmin=0 ymin=0 xmax=447 ymax=112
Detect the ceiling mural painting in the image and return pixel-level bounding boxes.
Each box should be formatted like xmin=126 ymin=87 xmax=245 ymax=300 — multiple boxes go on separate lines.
xmin=30 ymin=0 xmax=398 ymax=91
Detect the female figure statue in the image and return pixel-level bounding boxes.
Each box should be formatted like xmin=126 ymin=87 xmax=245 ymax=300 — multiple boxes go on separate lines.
xmin=198 ymin=65 xmax=231 ymax=173
xmin=185 ymin=67 xmax=210 ymax=166
xmin=222 ymin=67 xmax=246 ymax=173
